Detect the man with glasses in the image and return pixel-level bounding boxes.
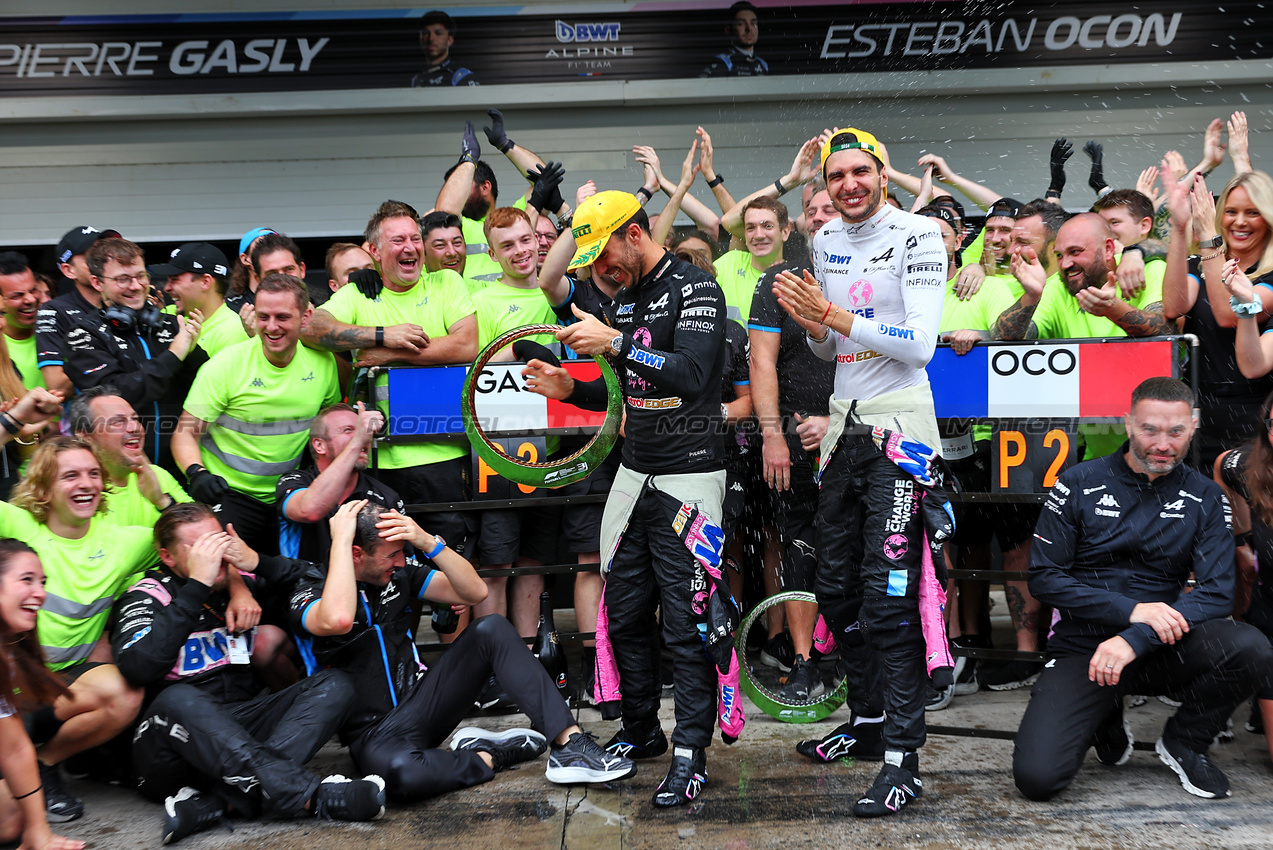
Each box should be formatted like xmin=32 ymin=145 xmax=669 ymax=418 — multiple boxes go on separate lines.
xmin=63 ymin=237 xmax=207 ymax=473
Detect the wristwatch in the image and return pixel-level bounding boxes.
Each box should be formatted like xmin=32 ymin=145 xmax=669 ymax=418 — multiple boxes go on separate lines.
xmin=609 ymin=334 xmax=624 ymax=355
xmin=425 ymin=536 xmax=446 ymax=560
xmin=1200 ymin=235 xmax=1224 ymax=249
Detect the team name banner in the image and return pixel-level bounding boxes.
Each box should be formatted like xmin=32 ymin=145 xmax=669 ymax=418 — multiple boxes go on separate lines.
xmin=0 ymin=1 xmax=1262 ymax=97
xmin=927 ymin=338 xmax=1179 ymax=420
xmin=380 ymin=361 xmax=604 ymax=439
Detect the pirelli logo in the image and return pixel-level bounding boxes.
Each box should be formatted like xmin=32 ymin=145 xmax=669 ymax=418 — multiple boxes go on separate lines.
xmin=572 ymin=223 xmax=593 ymax=238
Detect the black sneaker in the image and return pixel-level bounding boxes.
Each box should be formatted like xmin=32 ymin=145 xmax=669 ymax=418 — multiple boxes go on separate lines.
xmin=162 ymin=787 xmax=226 ymax=845
xmin=450 ymin=726 xmax=547 ymax=771
xmin=924 ymin=682 xmax=954 ymax=712
xmin=39 ymin=761 xmax=83 ymax=823
xmin=313 ymin=774 xmax=387 ymax=821
xmin=603 ymin=721 xmax=668 ymax=759
xmin=852 ymin=752 xmax=922 ymax=818
xmin=1155 ymin=737 xmax=1230 ymax=798
xmin=546 ymin=731 xmax=637 ymax=784
xmin=981 ymin=660 xmax=1042 ymax=691
xmin=475 ymin=675 xmax=517 ymax=713
xmin=578 ymin=659 xmax=598 ymax=707
xmin=795 ymin=718 xmax=885 ymax=763
xmin=652 ymin=746 xmax=707 ymax=808
xmin=1092 ymin=701 xmax=1133 ymax=766
xmin=760 ymin=633 xmax=795 ymax=673
xmin=779 ymin=656 xmax=826 ymax=702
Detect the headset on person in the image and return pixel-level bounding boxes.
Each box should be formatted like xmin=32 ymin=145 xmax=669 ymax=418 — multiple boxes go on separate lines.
xmin=103 ymin=301 xmax=164 ymax=334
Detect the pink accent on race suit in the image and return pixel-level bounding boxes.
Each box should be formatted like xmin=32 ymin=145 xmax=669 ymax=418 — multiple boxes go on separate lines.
xmin=847 ymin=279 xmax=874 ymax=308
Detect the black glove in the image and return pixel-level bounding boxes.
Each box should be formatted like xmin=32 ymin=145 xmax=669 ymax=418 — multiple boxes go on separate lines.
xmin=512 ymin=339 xmax=562 ymax=367
xmin=185 ymin=464 xmax=229 ymax=506
xmin=349 ymin=268 xmax=384 ymax=301
xmin=1084 ymin=140 xmax=1107 ymax=193
xmin=527 ymin=161 xmax=566 ymax=215
xmin=460 ymin=120 xmax=481 ymax=165
xmin=482 ymin=109 xmax=514 ymax=154
xmin=1048 ymin=137 xmax=1073 ymax=195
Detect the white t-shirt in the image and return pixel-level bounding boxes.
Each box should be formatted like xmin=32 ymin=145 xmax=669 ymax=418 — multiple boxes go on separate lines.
xmin=808 ymin=205 xmax=947 ymax=402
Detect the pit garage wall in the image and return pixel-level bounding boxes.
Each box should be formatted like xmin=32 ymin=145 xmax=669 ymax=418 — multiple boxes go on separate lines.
xmin=0 ymin=7 xmax=1270 ymax=246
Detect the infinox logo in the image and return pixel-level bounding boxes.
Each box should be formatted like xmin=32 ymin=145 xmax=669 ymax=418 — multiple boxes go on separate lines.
xmin=991 ymin=348 xmax=1076 ymax=376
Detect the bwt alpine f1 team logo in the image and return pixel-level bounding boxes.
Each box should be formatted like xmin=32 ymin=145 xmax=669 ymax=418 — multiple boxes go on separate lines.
xmin=548 ymin=20 xmax=633 ymax=68
xmin=847 ymin=280 xmax=874 ymax=307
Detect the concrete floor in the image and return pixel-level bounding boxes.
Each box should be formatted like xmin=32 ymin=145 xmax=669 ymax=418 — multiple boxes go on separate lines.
xmin=45 ymin=684 xmax=1273 ymax=850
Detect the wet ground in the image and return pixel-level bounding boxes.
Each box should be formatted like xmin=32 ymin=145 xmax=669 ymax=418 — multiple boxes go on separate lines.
xmin=50 ymin=684 xmax=1273 ymax=850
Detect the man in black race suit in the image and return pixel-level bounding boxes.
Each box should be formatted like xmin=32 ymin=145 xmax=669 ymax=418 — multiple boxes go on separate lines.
xmin=522 ymin=190 xmax=728 ymax=807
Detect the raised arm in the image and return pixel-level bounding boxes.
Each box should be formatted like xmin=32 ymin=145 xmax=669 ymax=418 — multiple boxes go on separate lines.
xmin=483 ymin=108 xmax=548 ymax=185
xmin=299 ymin=499 xmax=366 ymax=637
xmin=695 ymin=127 xmax=737 ymax=212
xmin=283 ymin=404 xmax=384 ymax=523
xmin=1222 ymin=261 xmax=1273 ymax=378
xmin=376 ymin=510 xmax=487 ymax=606
xmin=1161 ymin=161 xmax=1200 ymax=320
xmin=1228 ymin=111 xmax=1253 ymax=176
xmin=720 ymin=137 xmax=819 ymax=238
xmin=917 ymin=153 xmax=1003 ymax=210
xmin=434 ymin=121 xmax=482 ymax=215
xmin=651 ymin=141 xmax=701 ymax=247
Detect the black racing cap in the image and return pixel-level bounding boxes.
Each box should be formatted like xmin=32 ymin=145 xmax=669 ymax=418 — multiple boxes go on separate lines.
xmin=56 ymin=225 xmax=120 ymax=265
xmin=918 ymin=205 xmax=959 ymax=230
xmin=149 ymin=242 xmax=229 ymax=279
xmin=986 ymin=197 xmax=1024 ymax=220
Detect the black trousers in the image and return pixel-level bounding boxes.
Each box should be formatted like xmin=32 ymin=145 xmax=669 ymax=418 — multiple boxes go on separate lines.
xmin=604 ymin=488 xmax=717 ymax=750
xmin=350 ymin=615 xmax=575 ymax=801
xmin=771 ymin=429 xmax=820 ymax=593
xmin=815 ymin=433 xmax=927 ymax=752
xmin=215 ymin=489 xmax=281 ymax=557
xmin=1013 ymin=618 xmax=1273 ymax=801
xmin=133 ymin=669 xmax=354 ymax=817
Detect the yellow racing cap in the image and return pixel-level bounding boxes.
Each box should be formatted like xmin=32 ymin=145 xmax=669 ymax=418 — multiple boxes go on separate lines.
xmin=567 ymin=190 xmax=643 ymax=270
xmin=820 ymin=128 xmax=883 ymax=170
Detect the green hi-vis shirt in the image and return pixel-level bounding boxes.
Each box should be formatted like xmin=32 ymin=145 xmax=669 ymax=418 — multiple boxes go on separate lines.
xmin=197 ymin=302 xmax=250 ymax=359
xmin=184 ymin=339 xmax=341 ymax=502
xmin=100 ymin=466 xmax=190 ymax=528
xmin=990 ymin=273 xmax=1024 ymax=302
xmin=961 ymin=226 xmax=986 ymax=269
xmin=464 ymin=277 xmax=489 ymax=298
xmin=1031 ymin=256 xmax=1165 ymax=460
xmin=475 ymin=280 xmax=561 ymax=455
xmin=713 ymin=250 xmax=765 ymax=326
xmin=463 ymin=196 xmax=530 ymax=284
xmin=321 ymin=269 xmax=476 ymax=470
xmin=8 ymin=333 xmax=43 ymax=391
xmin=0 ymin=503 xmax=156 ymax=670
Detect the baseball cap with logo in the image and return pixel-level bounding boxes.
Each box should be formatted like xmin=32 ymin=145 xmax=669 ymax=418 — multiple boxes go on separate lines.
xmin=56 ymin=225 xmax=121 ymax=265
xmin=567 ymin=191 xmax=643 ymax=270
xmin=986 ymin=197 xmax=1024 ymax=221
xmin=149 ymin=243 xmax=230 ymax=279
xmin=820 ymin=128 xmax=883 ymax=171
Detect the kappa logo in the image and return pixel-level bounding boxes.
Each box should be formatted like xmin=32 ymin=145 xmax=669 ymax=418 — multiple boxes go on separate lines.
xmin=251 ymin=378 xmax=265 ymax=388
xmin=1097 ymin=494 xmax=1120 ymax=508
xmin=507 ymin=304 xmax=521 ymax=315
xmin=847 ymin=279 xmax=874 ymax=307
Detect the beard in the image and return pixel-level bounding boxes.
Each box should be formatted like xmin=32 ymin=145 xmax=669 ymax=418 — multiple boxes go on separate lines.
xmin=463 ymin=196 xmax=488 ymax=221
xmin=1128 ymin=434 xmax=1188 ymax=476
xmin=833 ymin=181 xmax=884 ymax=223
xmin=1064 ymin=255 xmax=1109 ymax=296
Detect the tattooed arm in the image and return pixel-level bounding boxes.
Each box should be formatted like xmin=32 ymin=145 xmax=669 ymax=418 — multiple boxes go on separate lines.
xmin=302 ymin=308 xmax=429 ymax=353
xmin=992 ymin=296 xmax=1040 ymax=340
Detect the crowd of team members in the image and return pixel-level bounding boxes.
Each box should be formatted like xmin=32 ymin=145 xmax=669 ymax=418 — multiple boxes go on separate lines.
xmin=1 ymin=105 xmax=1273 ymax=846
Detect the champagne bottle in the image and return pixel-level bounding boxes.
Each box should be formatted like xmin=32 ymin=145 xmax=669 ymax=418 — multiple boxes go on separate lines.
xmin=532 ymin=591 xmax=569 ymax=702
